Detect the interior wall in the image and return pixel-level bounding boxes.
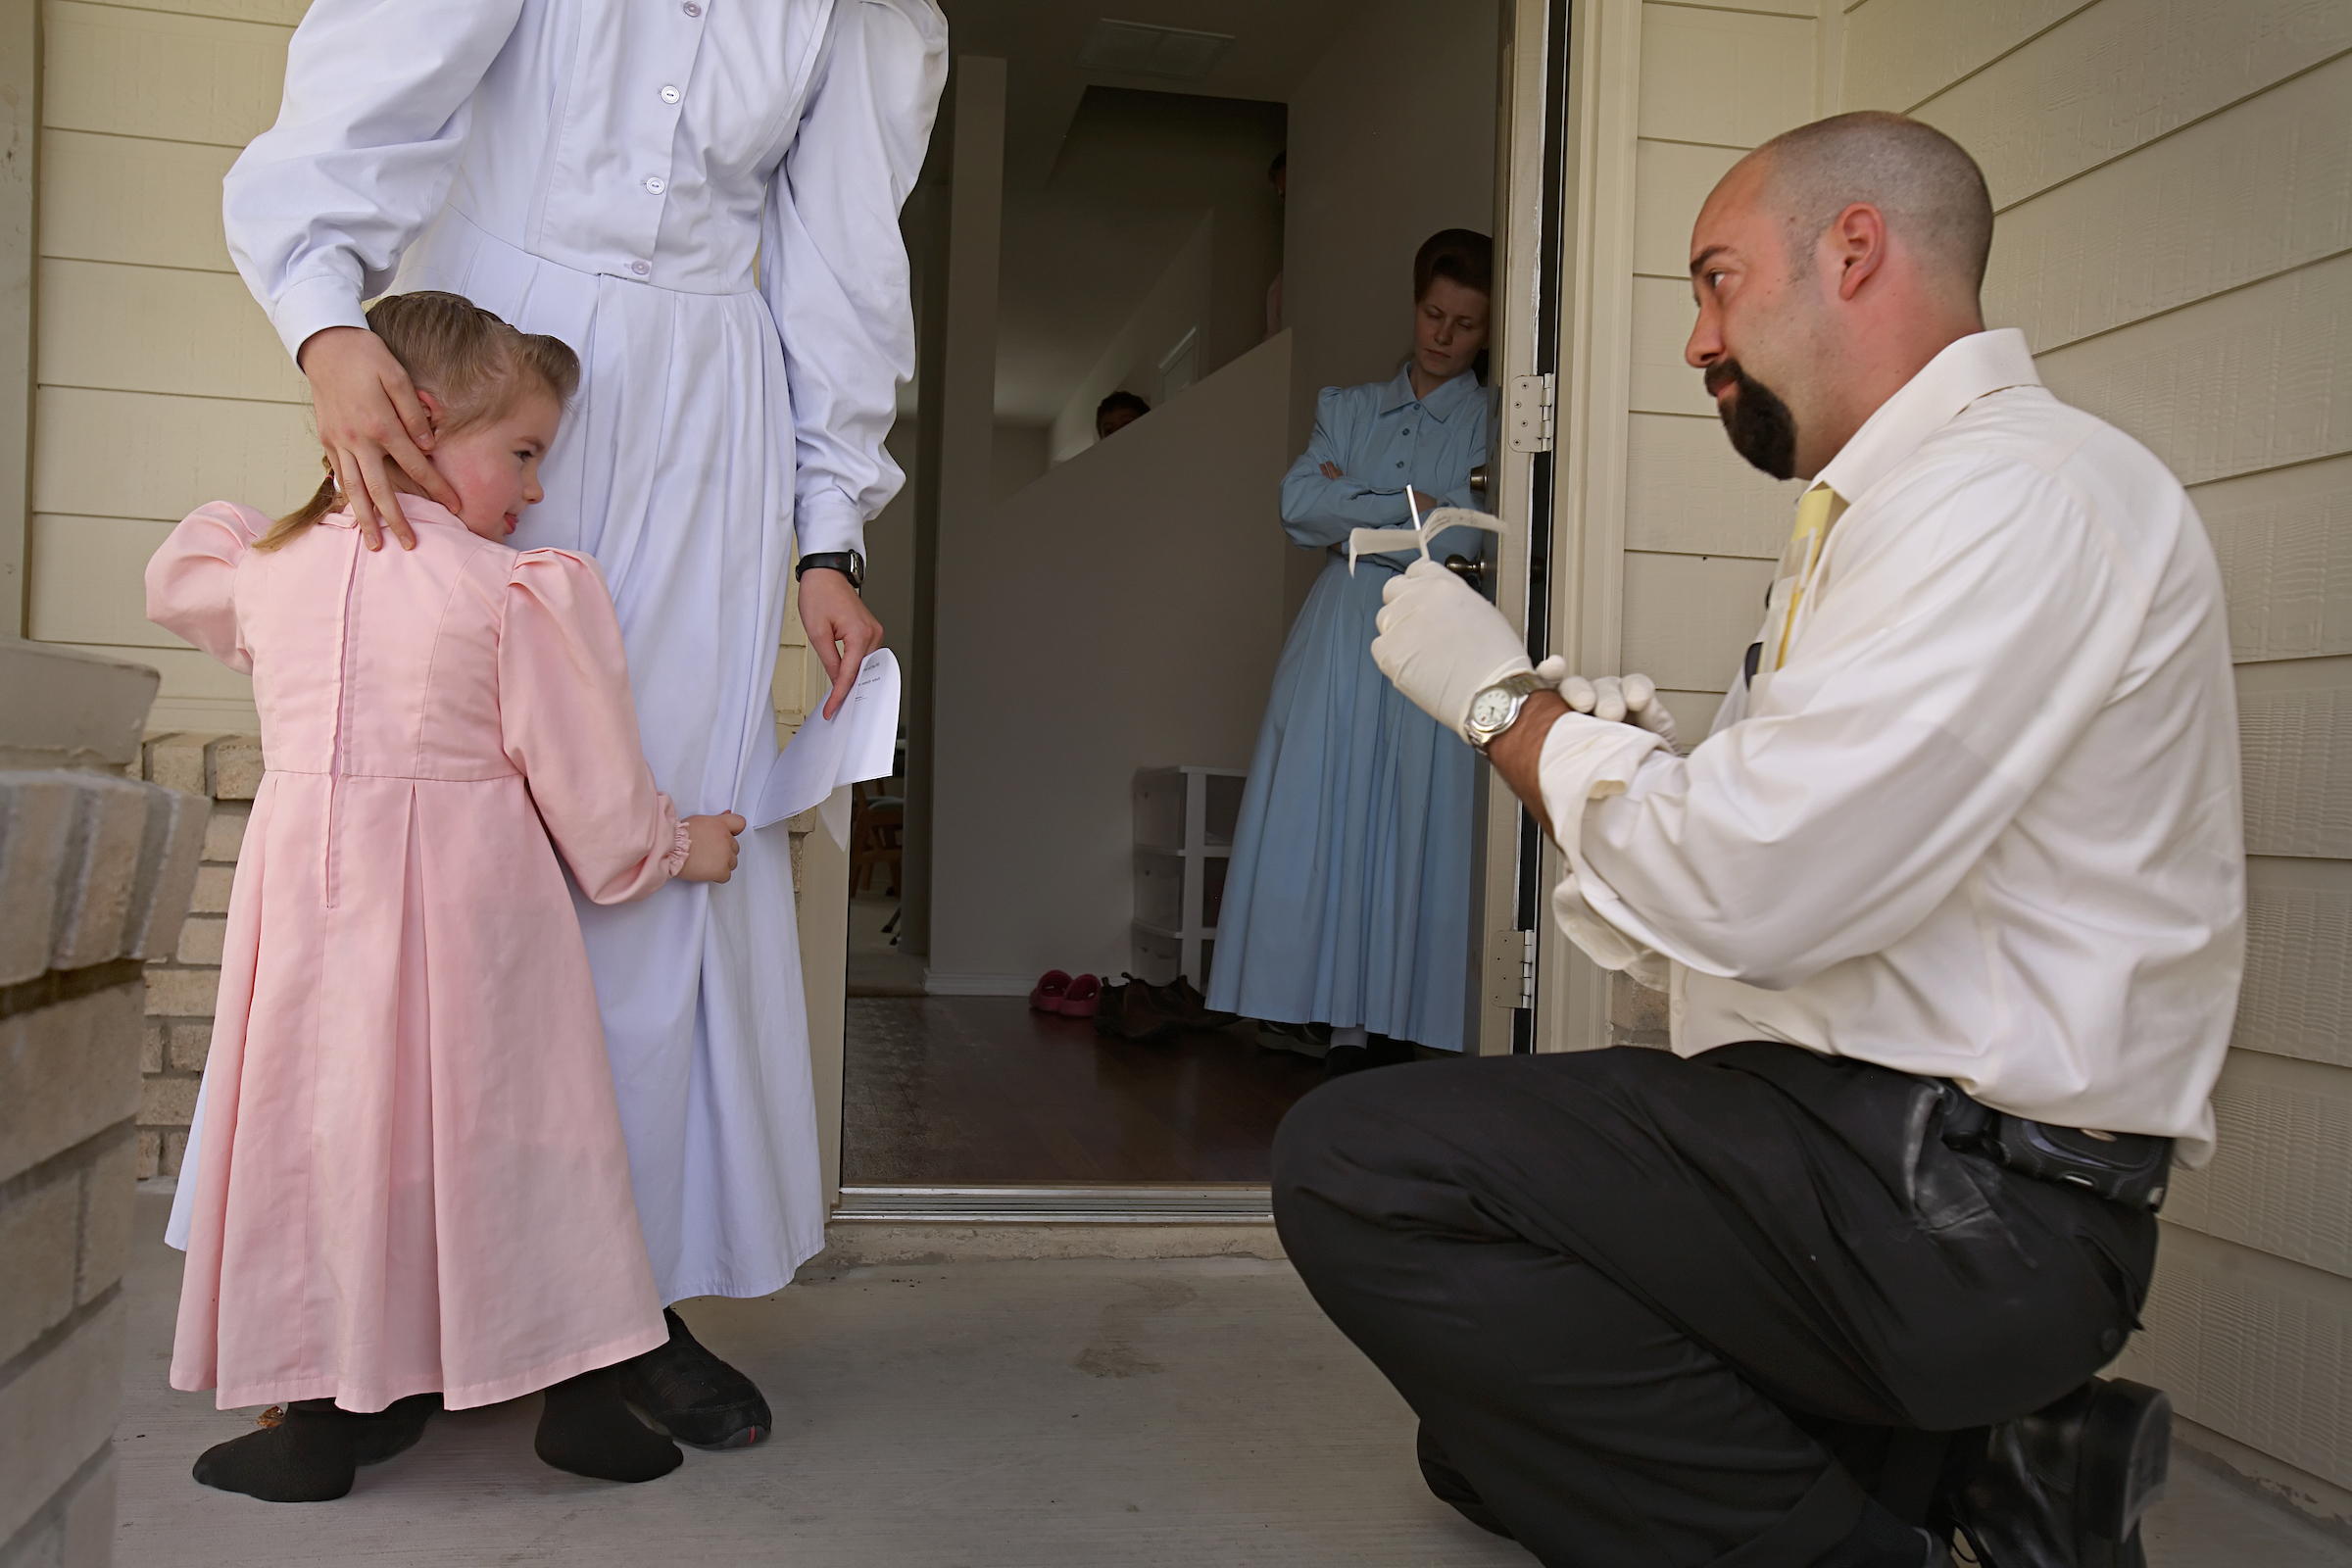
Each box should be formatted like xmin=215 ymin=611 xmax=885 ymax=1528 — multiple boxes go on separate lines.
xmin=1276 ymin=0 xmax=1500 ymax=630
xmin=1047 ymin=214 xmax=1213 ymax=464
xmin=862 ymin=418 xmax=919 ymax=671
xmin=927 ymin=332 xmax=1292 ymax=990
xmin=990 ymin=420 xmax=1048 ymax=500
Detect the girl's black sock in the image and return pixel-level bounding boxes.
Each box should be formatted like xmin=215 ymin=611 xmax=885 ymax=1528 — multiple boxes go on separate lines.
xmin=191 ymin=1397 xmax=359 ymax=1502
xmin=534 ymin=1367 xmax=682 ymax=1483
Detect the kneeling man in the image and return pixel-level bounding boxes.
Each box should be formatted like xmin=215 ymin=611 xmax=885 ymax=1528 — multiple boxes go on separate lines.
xmin=1275 ymin=111 xmax=2240 ymax=1568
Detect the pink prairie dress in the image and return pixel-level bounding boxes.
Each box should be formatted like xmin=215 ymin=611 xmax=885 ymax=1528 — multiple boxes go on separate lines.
xmin=151 ymin=499 xmax=683 ymax=1413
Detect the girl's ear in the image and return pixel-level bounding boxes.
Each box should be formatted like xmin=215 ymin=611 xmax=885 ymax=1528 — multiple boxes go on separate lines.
xmin=415 ymin=388 xmax=447 ymax=431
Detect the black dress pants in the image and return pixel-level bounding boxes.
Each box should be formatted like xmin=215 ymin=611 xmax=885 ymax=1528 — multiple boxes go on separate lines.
xmin=1271 ymin=1043 xmax=2156 ymax=1568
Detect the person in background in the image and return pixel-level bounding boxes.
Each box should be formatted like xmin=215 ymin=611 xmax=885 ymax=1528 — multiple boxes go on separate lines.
xmin=1207 ymin=228 xmax=1494 ymax=1076
xmin=1097 ymin=390 xmax=1151 ymax=441
xmin=1286 ymin=112 xmax=2237 ymax=1567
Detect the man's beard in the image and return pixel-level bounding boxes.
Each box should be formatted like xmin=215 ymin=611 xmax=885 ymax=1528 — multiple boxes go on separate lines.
xmin=1706 ymin=360 xmax=1798 ymax=480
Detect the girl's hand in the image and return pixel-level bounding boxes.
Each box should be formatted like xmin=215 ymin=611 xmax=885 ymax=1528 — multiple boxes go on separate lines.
xmin=297 ymin=325 xmax=462 ymax=552
xmin=1319 ymin=460 xmax=1345 ymax=479
xmin=680 ymin=812 xmax=746 ymax=882
xmin=1410 ymin=488 xmax=1446 ymax=516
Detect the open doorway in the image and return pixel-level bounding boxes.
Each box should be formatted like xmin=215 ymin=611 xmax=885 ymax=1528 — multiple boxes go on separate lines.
xmin=838 ymin=0 xmax=1510 ymax=1192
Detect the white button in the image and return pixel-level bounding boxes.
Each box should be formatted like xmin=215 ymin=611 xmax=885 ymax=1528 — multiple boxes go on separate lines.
xmin=682 ymin=1 xmax=701 ymax=14
xmin=661 ymin=85 xmax=681 ymax=104
xmin=630 ymin=260 xmax=650 ymax=276
xmin=644 ymin=175 xmax=666 ymax=194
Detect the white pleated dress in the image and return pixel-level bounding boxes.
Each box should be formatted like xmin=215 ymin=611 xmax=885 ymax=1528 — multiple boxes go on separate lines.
xmin=170 ymin=0 xmax=947 ymax=1304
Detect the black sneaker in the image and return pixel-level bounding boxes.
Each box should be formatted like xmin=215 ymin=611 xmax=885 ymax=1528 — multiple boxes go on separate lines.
xmin=614 ymin=1307 xmax=772 ymax=1449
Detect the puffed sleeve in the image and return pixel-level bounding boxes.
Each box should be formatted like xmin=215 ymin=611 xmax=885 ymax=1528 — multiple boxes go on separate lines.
xmin=760 ymin=0 xmax=949 ymax=558
xmin=146 ymin=502 xmax=271 ymax=673
xmin=222 ymin=0 xmax=527 ymax=363
xmin=499 ymin=551 xmax=692 ymax=906
xmin=1280 ymin=386 xmax=1416 ymax=549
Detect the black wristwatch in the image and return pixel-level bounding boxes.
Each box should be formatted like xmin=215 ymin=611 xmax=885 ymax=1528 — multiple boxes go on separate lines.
xmin=795 ymin=550 xmax=864 ymax=592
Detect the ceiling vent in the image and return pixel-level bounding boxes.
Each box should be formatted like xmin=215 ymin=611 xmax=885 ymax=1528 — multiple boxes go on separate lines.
xmin=1078 ymin=19 xmax=1234 ymax=82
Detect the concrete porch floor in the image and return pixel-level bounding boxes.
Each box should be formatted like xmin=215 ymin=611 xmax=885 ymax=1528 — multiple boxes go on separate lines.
xmin=118 ymin=1192 xmax=2352 ymax=1566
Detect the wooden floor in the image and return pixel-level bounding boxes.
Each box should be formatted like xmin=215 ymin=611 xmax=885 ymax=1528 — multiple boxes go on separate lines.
xmin=842 ymin=997 xmax=1324 ymax=1184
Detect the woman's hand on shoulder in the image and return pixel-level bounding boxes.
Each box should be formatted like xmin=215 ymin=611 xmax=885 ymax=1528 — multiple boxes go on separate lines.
xmin=298 ymin=325 xmax=462 ymax=553
xmin=679 ymin=812 xmax=747 ymax=883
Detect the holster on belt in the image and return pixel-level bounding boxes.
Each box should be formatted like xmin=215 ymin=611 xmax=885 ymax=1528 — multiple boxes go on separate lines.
xmin=1935 ymin=1081 xmax=2174 ymax=1211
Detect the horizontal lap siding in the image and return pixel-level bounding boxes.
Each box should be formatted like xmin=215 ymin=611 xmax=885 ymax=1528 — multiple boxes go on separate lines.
xmin=2112 ymin=1223 xmax=2352 ymax=1493
xmin=1903 ymin=0 xmax=2352 ymax=210
xmin=1614 ymin=2 xmax=1820 ymax=706
xmin=2235 ymin=857 xmax=2352 ymax=1068
xmin=2197 ymin=456 xmax=2352 ymax=663
xmin=1842 ymin=0 xmax=2352 ymax=1489
xmin=31 ymin=0 xmax=301 ymax=728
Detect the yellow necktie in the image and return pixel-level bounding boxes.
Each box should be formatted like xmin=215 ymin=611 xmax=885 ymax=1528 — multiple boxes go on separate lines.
xmin=1761 ymin=484 xmax=1843 ymax=675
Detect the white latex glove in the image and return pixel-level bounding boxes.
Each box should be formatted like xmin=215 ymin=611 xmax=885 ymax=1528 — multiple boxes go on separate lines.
xmin=1372 ymin=558 xmax=1534 ymax=734
xmin=1530 ymin=662 xmax=1683 ymax=753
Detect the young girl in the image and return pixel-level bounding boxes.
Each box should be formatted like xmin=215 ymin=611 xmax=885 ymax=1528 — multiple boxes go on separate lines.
xmin=149 ymin=291 xmax=744 ymax=1501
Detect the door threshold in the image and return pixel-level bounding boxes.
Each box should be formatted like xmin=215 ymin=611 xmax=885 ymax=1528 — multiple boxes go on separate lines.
xmin=833 ymin=1184 xmax=1274 ymax=1224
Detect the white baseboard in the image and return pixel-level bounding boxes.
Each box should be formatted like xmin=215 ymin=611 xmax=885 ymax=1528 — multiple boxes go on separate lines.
xmin=922 ymin=971 xmax=1038 ymax=997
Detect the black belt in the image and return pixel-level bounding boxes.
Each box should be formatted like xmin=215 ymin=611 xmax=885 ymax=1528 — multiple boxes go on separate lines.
xmin=1935 ymin=1080 xmax=2173 ymax=1211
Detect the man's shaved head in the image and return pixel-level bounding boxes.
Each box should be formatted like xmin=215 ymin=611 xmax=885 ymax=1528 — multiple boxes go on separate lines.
xmin=1685 ymin=113 xmax=1995 ymax=479
xmin=1749 ymin=111 xmax=1993 ymax=303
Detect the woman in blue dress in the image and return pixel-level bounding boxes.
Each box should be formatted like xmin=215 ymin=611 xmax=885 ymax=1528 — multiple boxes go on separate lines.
xmin=1207 ymin=229 xmax=1493 ymax=1070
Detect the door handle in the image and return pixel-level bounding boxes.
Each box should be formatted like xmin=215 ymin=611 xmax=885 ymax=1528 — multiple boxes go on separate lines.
xmin=1467 ymin=464 xmax=1490 ymax=495
xmin=1445 ymin=554 xmax=1487 ymax=589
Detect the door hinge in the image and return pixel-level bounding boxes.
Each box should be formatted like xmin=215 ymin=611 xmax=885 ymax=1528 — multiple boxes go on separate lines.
xmin=1507 ymin=372 xmax=1555 ymax=455
xmin=1491 ymin=928 xmax=1538 ymax=1013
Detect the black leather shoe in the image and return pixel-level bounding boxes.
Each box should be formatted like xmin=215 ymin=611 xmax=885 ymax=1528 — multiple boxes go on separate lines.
xmin=1416 ymin=1422 xmax=1516 ymax=1540
xmin=1942 ymin=1377 xmax=2170 ymax=1567
xmin=615 ymin=1307 xmax=772 ymax=1449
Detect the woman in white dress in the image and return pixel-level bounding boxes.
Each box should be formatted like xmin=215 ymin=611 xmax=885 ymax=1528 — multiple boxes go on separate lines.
xmin=189 ymin=0 xmax=948 ymax=1448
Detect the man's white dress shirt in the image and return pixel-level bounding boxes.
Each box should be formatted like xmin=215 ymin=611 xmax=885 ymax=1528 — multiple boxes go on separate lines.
xmin=1539 ymin=329 xmax=2243 ymax=1163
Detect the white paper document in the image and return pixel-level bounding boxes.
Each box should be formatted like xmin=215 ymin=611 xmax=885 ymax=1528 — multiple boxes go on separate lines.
xmin=752 ymin=648 xmax=902 ymax=842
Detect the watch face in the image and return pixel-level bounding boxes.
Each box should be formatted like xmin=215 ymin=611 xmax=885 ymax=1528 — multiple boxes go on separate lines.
xmin=1470 ymin=685 xmax=1515 ymax=731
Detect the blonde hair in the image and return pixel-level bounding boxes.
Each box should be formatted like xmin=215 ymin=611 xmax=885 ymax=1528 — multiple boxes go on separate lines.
xmin=257 ymin=292 xmax=582 ymax=552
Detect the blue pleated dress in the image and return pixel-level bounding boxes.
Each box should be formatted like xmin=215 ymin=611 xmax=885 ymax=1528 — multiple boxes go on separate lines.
xmin=1205 ymin=367 xmax=1491 ymax=1052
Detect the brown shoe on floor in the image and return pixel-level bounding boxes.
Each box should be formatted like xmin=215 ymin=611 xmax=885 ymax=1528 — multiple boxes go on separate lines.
xmin=1094 ymin=974 xmax=1183 ymax=1043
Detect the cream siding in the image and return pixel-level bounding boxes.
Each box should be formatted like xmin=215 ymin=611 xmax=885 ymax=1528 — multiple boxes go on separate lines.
xmin=21 ymin=0 xmax=851 ymax=1192
xmin=1913 ymin=0 xmax=2352 ymax=1504
xmin=27 ymin=0 xmax=300 ymax=731
xmin=1547 ymin=0 xmax=2351 ymax=1507
xmin=1559 ymin=0 xmax=2352 ymax=1506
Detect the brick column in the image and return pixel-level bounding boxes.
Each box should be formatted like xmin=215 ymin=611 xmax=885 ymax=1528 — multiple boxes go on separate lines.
xmin=0 ymin=768 xmax=207 ymax=1568
xmin=131 ymin=735 xmax=258 ymax=1180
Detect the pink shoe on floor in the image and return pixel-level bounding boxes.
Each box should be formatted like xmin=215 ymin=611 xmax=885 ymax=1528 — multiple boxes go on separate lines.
xmin=1029 ymin=970 xmax=1072 ymax=1012
xmin=1056 ymin=974 xmax=1102 ymax=1018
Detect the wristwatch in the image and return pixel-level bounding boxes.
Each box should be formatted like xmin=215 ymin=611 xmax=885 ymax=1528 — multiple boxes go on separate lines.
xmin=795 ymin=550 xmax=864 ymax=592
xmin=1463 ymin=670 xmax=1546 ymax=753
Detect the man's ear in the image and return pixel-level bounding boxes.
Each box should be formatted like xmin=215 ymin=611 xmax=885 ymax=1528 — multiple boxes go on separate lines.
xmin=1828 ymin=202 xmax=1887 ymax=302
xmin=415 ymin=387 xmax=447 ymax=431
